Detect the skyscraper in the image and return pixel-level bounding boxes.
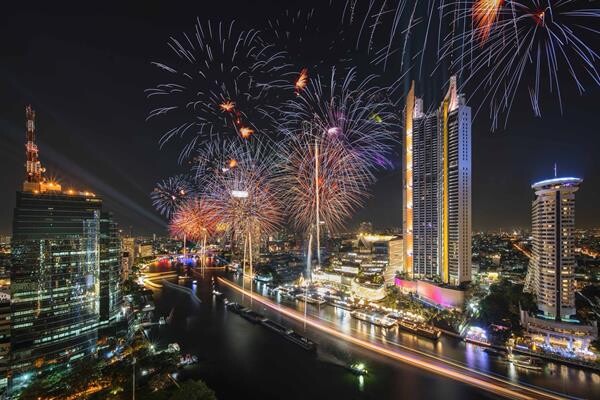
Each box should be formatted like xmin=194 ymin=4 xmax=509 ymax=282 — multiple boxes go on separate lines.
xmin=10 ymin=106 xmax=122 ymax=388
xmin=403 ymin=76 xmax=472 ymax=286
xmin=525 ymin=177 xmax=582 ymax=321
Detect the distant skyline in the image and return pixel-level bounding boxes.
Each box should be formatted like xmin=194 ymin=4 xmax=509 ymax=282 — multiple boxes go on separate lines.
xmin=1 ymin=2 xmax=599 ymax=235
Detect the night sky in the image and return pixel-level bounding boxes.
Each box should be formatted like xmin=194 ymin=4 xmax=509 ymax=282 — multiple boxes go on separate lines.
xmin=1 ymin=1 xmax=598 ymax=235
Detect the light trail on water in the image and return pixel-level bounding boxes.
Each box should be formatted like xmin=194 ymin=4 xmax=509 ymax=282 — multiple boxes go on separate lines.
xmin=218 ymin=277 xmax=568 ymax=400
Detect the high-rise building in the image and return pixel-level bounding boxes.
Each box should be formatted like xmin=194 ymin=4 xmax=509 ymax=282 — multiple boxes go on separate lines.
xmin=525 ymin=177 xmax=582 ymax=320
xmin=0 ymin=289 xmax=10 ymax=395
xmin=403 ymin=76 xmax=472 ymax=286
xmin=9 ymin=106 xmax=122 ymax=389
xmin=121 ymin=237 xmax=136 ymax=281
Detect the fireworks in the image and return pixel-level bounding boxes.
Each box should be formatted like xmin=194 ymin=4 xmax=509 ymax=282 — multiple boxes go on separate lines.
xmin=472 ymin=0 xmax=504 ymax=44
xmin=277 ymin=68 xmax=398 ymax=234
xmin=169 ymin=197 xmax=220 ymax=241
xmin=448 ymin=0 xmax=600 ymax=127
xmin=146 ymin=19 xmax=288 ymax=159
xmin=295 ymin=68 xmax=309 ymax=94
xmin=151 ymin=175 xmax=194 ymax=218
xmin=200 ymin=139 xmax=284 ymax=240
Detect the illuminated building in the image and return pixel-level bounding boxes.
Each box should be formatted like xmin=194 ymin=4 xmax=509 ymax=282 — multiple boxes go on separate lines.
xmin=121 ymin=237 xmax=136 ymax=281
xmin=9 ymin=106 xmax=122 ymax=389
xmin=0 ymin=290 xmax=10 ymax=395
xmin=403 ymin=76 xmax=472 ymax=286
xmin=525 ymin=177 xmax=582 ymax=320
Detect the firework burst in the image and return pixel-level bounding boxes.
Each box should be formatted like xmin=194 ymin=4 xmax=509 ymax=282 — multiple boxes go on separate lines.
xmin=276 ymin=68 xmax=398 ymax=234
xmin=146 ymin=19 xmax=288 ymax=160
xmin=446 ymin=0 xmax=600 ymax=128
xmin=200 ymin=138 xmax=284 ymax=241
xmin=151 ymin=174 xmax=195 ymax=218
xmin=169 ymin=197 xmax=220 ymax=242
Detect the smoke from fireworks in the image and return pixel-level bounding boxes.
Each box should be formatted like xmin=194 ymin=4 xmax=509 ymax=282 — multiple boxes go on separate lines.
xmin=151 ymin=174 xmax=194 ymax=218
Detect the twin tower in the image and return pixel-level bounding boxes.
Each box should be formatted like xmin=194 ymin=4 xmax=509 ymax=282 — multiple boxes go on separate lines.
xmin=402 ymin=76 xmax=472 ymax=287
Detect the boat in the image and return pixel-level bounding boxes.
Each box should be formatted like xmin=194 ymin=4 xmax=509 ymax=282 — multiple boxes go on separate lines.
xmin=178 ymin=354 xmax=199 ymax=366
xmin=225 ymin=302 xmax=245 ymax=314
xmin=295 ymin=294 xmax=326 ymax=305
xmin=192 ymin=280 xmax=198 ymax=284
xmin=349 ymin=362 xmax=369 ymax=376
xmin=327 ymin=298 xmax=356 ymax=311
xmin=261 ymin=319 xmax=289 ymax=334
xmin=508 ymin=354 xmax=544 ymax=371
xmin=285 ymin=329 xmax=317 ymax=351
xmin=240 ymin=309 xmax=267 ymax=323
xmin=261 ymin=319 xmax=317 ymax=351
xmin=212 ymin=289 xmax=223 ymax=296
xmin=397 ymin=319 xmax=419 ymax=334
xmin=351 ymin=310 xmax=396 ymax=329
xmin=416 ymin=324 xmax=442 ymax=340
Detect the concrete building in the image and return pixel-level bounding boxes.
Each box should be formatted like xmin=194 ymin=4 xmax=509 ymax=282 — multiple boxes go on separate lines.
xmin=525 ymin=177 xmax=582 ymax=320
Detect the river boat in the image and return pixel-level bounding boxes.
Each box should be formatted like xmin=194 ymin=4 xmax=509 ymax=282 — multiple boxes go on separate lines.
xmin=351 ymin=310 xmax=396 ymax=328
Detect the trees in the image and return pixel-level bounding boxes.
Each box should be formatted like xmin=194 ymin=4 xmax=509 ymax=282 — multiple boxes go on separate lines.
xmin=169 ymin=380 xmax=217 ymax=400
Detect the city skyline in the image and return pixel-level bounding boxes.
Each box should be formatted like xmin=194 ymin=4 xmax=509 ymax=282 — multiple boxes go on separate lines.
xmin=1 ymin=2 xmax=599 ymax=399
xmin=1 ymin=2 xmax=599 ymax=235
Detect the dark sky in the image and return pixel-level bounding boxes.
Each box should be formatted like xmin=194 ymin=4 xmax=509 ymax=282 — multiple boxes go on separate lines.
xmin=1 ymin=1 xmax=598 ymax=235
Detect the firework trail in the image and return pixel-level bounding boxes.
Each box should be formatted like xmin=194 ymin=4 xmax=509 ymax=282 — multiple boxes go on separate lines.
xmin=444 ymin=0 xmax=599 ymax=128
xmin=146 ymin=19 xmax=288 ymax=160
xmin=151 ymin=174 xmax=195 ymax=218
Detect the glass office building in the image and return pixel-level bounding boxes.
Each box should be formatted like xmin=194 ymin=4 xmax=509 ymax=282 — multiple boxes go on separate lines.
xmin=10 ymin=191 xmax=108 ymax=382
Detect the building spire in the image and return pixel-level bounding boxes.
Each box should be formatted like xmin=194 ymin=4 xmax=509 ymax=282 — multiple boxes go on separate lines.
xmin=23 ymin=106 xmax=60 ymax=193
xmin=554 ymin=163 xmax=558 ymax=178
xmin=25 ymin=105 xmax=44 ymax=184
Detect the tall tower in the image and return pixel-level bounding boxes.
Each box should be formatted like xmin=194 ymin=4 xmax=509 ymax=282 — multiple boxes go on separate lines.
xmin=22 ymin=106 xmax=60 ymax=193
xmin=402 ymin=83 xmax=415 ymax=277
xmin=439 ymin=76 xmax=472 ymax=286
xmin=525 ymin=177 xmax=582 ymax=321
xmin=412 ymin=97 xmax=440 ymax=279
xmin=23 ymin=106 xmax=44 ymax=192
xmin=404 ymin=76 xmax=472 ymax=286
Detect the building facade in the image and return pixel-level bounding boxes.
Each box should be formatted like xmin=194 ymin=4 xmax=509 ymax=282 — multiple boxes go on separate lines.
xmin=525 ymin=177 xmax=582 ymax=320
xmin=9 ymin=106 xmax=123 ymax=390
xmin=403 ymin=76 xmax=472 ymax=286
xmin=10 ymin=191 xmax=103 ymax=382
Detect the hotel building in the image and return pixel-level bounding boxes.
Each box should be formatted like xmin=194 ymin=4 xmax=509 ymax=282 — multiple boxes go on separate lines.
xmin=525 ymin=177 xmax=582 ymax=320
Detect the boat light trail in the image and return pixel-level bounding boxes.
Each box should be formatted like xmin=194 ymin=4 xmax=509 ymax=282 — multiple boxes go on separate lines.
xmin=218 ymin=277 xmax=567 ymax=400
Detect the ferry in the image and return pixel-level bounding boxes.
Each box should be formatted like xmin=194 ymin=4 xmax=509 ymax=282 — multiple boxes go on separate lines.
xmin=397 ymin=319 xmax=419 ymax=334
xmin=327 ymin=298 xmax=356 ymax=311
xmin=416 ymin=324 xmax=442 ymax=340
xmin=296 ymin=294 xmax=326 ymax=305
xmin=351 ymin=310 xmax=396 ymax=329
xmin=508 ymin=354 xmax=544 ymax=371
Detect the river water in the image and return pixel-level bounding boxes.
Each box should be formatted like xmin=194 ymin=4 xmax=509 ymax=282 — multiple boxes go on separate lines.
xmin=147 ymin=271 xmax=600 ymax=400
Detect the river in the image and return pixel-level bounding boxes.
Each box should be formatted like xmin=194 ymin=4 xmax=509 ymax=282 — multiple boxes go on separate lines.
xmin=147 ymin=271 xmax=599 ymax=399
